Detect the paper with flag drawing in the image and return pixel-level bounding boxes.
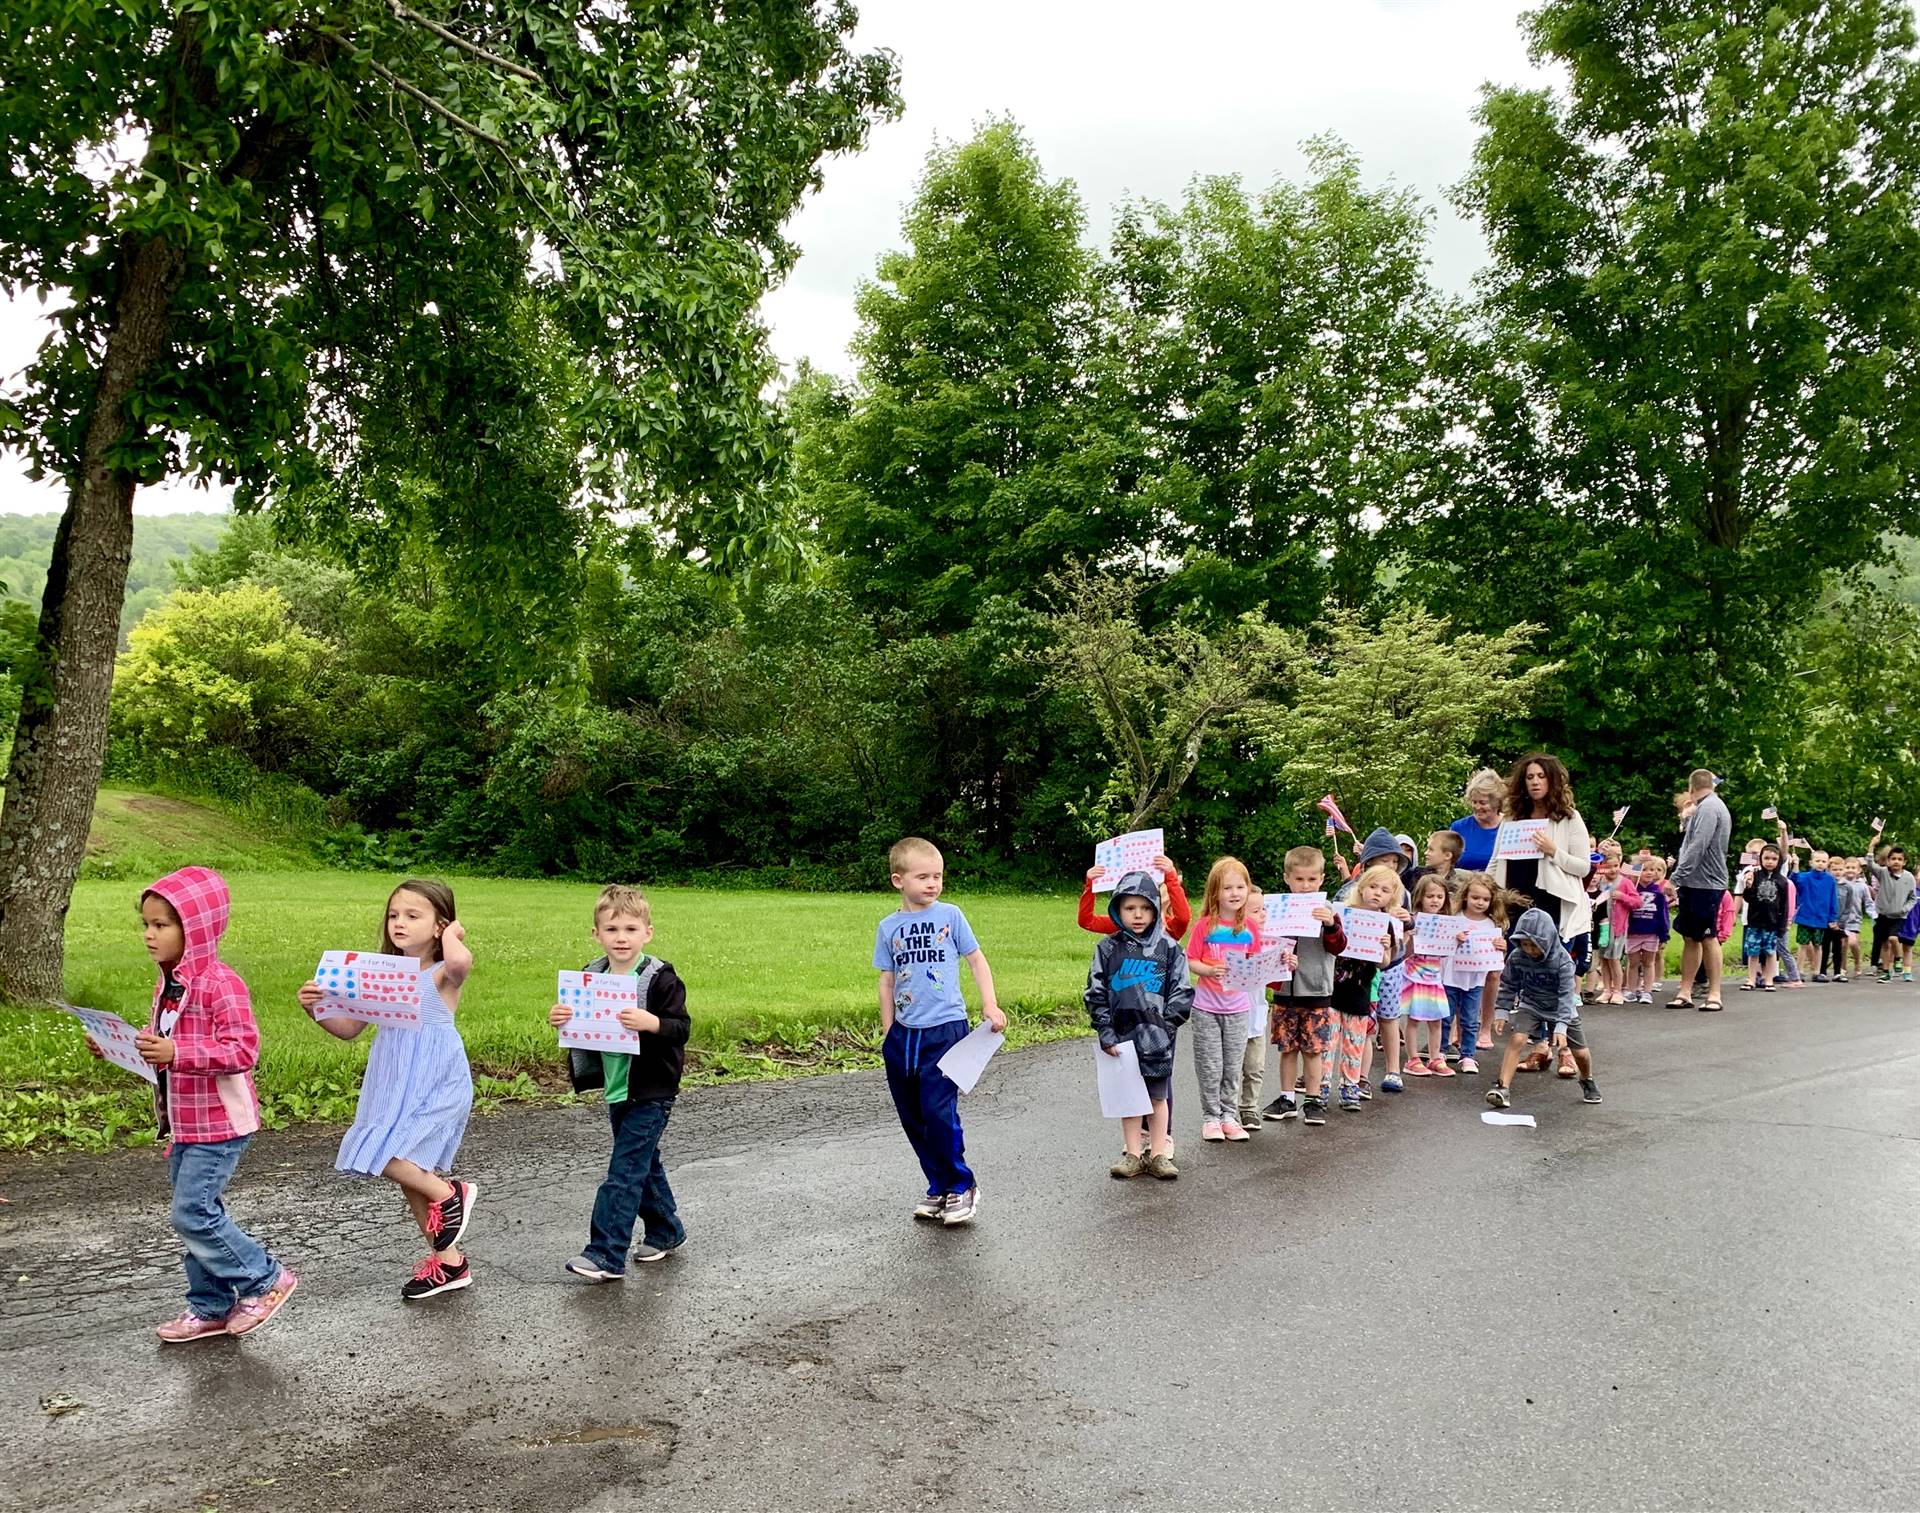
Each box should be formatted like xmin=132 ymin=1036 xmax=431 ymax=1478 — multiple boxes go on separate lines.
xmin=1452 ymin=924 xmax=1506 ymax=975
xmin=1494 ymin=819 xmax=1549 ymax=861
xmin=1337 ymin=908 xmax=1395 ymax=964
xmin=1412 ymin=913 xmax=1457 ymax=957
xmin=1264 ymin=892 xmax=1327 ymax=938
xmin=312 ymin=951 xmax=422 ymax=1030
xmin=557 ymin=970 xmax=642 ymax=1053
xmin=1092 ymin=828 xmax=1165 ymax=892
xmin=58 ymin=1003 xmax=157 ymax=1085
xmin=1220 ymin=942 xmax=1292 ymax=996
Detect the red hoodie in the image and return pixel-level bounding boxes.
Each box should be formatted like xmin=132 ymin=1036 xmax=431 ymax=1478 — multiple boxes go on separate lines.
xmin=1079 ymin=870 xmax=1192 ymax=942
xmin=145 ymin=867 xmax=261 ymax=1146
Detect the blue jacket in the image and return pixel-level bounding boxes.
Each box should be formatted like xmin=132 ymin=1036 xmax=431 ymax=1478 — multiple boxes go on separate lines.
xmin=1789 ymin=869 xmax=1837 ymax=929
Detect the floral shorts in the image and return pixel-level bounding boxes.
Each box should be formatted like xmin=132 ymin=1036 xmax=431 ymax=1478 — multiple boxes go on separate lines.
xmin=1270 ymin=1000 xmax=1334 ymax=1055
xmin=1742 ymin=926 xmax=1783 ymax=960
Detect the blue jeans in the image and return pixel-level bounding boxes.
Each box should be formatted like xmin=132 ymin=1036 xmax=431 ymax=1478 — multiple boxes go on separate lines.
xmin=585 ymin=1096 xmax=682 ymax=1271
xmin=883 ymin=1020 xmax=975 ymax=1196
xmin=168 ymin=1136 xmax=280 ymax=1320
xmin=1443 ymin=985 xmax=1483 ymax=1057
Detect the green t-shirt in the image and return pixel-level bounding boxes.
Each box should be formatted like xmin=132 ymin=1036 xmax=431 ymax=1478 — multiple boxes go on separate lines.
xmin=598 ymin=954 xmax=657 ymax=1105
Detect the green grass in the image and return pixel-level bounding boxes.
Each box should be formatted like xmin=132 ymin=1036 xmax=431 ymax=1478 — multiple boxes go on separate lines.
xmin=83 ymin=788 xmax=313 ymax=881
xmin=2 ymin=872 xmax=1097 ymax=1151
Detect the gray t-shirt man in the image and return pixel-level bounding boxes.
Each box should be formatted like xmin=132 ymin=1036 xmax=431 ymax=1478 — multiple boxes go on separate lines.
xmin=1672 ymin=790 xmax=1731 ymax=891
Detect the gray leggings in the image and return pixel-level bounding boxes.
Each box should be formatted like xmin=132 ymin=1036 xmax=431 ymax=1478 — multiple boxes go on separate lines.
xmin=1190 ymin=1009 xmax=1252 ymax=1121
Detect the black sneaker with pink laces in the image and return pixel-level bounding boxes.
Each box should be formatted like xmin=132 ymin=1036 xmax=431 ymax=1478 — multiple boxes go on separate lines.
xmin=424 ymin=1178 xmax=478 ymax=1254
xmin=401 ymin=1254 xmax=472 ymax=1301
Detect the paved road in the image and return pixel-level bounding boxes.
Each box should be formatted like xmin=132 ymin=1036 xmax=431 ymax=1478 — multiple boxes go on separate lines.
xmin=4 ymin=986 xmax=1919 ymax=1513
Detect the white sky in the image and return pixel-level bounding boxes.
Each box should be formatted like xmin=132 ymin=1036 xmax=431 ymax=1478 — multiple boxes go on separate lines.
xmin=0 ymin=0 xmax=1545 ymax=518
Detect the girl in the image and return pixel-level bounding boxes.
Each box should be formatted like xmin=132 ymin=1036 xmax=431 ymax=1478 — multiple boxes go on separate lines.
xmin=1184 ymin=857 xmax=1262 ymax=1142
xmin=1618 ymin=857 xmax=1673 ymax=1003
xmin=1329 ymin=863 xmax=1407 ymax=1112
xmin=1401 ymin=872 xmax=1455 ymax=1078
xmin=1736 ymin=845 xmax=1790 ymax=992
xmin=300 ymin=879 xmax=478 ymax=1300
xmin=1443 ymin=871 xmax=1507 ymax=1075
xmin=1078 ymin=853 xmax=1192 ymax=941
xmin=1590 ymin=840 xmax=1626 ymax=1004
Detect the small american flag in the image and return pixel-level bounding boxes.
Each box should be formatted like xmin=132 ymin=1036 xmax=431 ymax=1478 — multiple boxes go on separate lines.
xmin=1316 ymin=794 xmax=1353 ymax=836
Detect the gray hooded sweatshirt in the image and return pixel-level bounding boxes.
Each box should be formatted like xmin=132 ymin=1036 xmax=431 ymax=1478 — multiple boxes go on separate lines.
xmin=1084 ymin=871 xmax=1195 ymax=1081
xmin=1493 ymin=908 xmax=1580 ymax=1027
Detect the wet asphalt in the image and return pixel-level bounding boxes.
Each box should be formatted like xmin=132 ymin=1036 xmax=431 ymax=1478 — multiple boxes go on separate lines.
xmin=3 ymin=982 xmax=1919 ymax=1513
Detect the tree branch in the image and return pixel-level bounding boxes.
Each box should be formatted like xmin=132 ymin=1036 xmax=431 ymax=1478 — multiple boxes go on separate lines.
xmin=389 ymin=2 xmax=541 ymax=82
xmin=362 ymin=55 xmax=507 ymax=149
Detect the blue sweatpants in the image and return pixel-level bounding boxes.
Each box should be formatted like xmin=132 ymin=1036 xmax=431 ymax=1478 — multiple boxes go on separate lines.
xmin=883 ymin=1020 xmax=975 ymax=1197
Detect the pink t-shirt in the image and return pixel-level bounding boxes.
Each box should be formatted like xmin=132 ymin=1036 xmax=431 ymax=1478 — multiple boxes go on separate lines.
xmin=1188 ymin=914 xmax=1262 ymax=1015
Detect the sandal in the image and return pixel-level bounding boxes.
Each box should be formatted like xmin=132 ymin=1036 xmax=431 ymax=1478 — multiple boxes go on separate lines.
xmin=1698 ymin=999 xmax=1724 ymax=1012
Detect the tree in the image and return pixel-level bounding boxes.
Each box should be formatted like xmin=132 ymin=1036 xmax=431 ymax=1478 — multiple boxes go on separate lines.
xmin=0 ymin=2 xmax=897 ymax=996
xmin=1251 ymin=608 xmax=1555 ymax=835
xmin=1107 ymin=139 xmax=1464 ymax=624
xmin=1437 ymin=0 xmax=1920 ymax=811
xmin=1035 ymin=564 xmax=1299 ymax=834
xmin=804 ymin=121 xmax=1126 ymax=630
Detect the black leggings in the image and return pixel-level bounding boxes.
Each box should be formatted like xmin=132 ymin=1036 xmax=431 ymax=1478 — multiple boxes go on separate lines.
xmin=1819 ymin=928 xmax=1844 ymax=976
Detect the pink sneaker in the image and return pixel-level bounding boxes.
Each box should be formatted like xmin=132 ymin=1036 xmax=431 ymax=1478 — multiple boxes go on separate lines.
xmin=1221 ymin=1119 xmax=1249 ymax=1142
xmin=1458 ymin=1057 xmax=1481 ymax=1074
xmin=1201 ymin=1121 xmax=1225 ymax=1142
xmin=155 ymin=1310 xmax=230 ymax=1344
xmin=225 ymin=1267 xmax=298 ymax=1338
xmin=1404 ymin=1059 xmax=1431 ymax=1077
xmin=1428 ymin=1059 xmax=1456 ymax=1077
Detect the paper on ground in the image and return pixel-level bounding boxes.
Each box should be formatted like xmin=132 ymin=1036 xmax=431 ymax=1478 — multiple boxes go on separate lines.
xmin=312 ymin=951 xmax=422 ymax=1030
xmin=58 ymin=1003 xmax=157 ymax=1085
xmin=1091 ymin=828 xmax=1166 ymax=892
xmin=556 ymin=969 xmax=642 ymax=1053
xmin=935 ymin=1022 xmax=1004 ymax=1093
xmin=1095 ymin=1039 xmax=1154 ymax=1118
xmin=1481 ymin=1111 xmax=1537 ymax=1128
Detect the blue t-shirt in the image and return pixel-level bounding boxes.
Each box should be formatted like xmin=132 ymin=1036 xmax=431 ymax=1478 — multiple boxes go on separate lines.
xmin=873 ymin=902 xmax=979 ymax=1028
xmin=1451 ymin=815 xmax=1502 ymax=872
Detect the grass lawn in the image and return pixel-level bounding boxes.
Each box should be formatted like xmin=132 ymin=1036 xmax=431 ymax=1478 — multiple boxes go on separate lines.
xmin=3 ymin=871 xmax=1098 ymax=1151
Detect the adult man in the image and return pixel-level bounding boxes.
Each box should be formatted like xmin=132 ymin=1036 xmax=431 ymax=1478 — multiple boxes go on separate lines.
xmin=1670 ymin=769 xmax=1730 ymax=1011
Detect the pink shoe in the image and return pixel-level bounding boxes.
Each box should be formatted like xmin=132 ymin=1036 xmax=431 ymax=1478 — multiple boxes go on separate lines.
xmin=1201 ymin=1121 xmax=1225 ymax=1142
xmin=1403 ymin=1059 xmax=1431 ymax=1076
xmin=1428 ymin=1059 xmax=1456 ymax=1077
xmin=1221 ymin=1119 xmax=1249 ymax=1142
xmin=1458 ymin=1057 xmax=1480 ymax=1074
xmin=155 ymin=1309 xmax=230 ymax=1344
xmin=225 ymin=1267 xmax=298 ymax=1338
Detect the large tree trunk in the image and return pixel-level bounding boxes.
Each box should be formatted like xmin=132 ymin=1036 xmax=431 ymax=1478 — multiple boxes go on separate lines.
xmin=0 ymin=234 xmax=186 ymax=1000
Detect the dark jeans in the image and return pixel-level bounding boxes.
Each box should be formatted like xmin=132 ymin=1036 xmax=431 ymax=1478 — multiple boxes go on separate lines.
xmin=585 ymin=1096 xmax=682 ymax=1271
xmin=883 ymin=1020 xmax=975 ymax=1197
xmin=168 ymin=1135 xmax=280 ymax=1320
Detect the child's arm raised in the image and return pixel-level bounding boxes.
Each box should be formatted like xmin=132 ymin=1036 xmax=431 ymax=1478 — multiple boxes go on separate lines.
xmin=962 ymin=949 xmax=1007 ymax=1032
xmin=435 ymin=920 xmax=473 ymax=998
xmin=297 ymin=979 xmax=368 ymax=1041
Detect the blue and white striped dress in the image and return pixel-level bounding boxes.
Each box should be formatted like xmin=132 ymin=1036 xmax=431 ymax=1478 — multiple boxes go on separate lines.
xmin=336 ymin=963 xmax=473 ymax=1176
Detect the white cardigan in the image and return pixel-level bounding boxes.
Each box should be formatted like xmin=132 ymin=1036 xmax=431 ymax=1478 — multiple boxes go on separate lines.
xmin=1489 ymin=810 xmax=1594 ymax=940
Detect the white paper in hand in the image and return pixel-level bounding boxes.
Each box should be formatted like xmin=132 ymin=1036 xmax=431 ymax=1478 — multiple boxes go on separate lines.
xmin=1494 ymin=819 xmax=1550 ymax=861
xmin=1092 ymin=828 xmax=1166 ymax=892
xmin=1095 ymin=1040 xmax=1154 ymax=1118
xmin=1481 ymin=1111 xmax=1537 ymax=1128
xmin=935 ymin=1022 xmax=1004 ymax=1093
xmin=556 ymin=970 xmax=642 ymax=1053
xmin=58 ymin=1003 xmax=157 ymax=1085
xmin=313 ymin=951 xmax=423 ymax=1030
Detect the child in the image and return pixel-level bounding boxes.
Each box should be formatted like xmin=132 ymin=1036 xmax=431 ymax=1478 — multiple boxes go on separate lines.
xmin=1786 ymin=842 xmax=1838 ymax=982
xmin=1400 ymin=872 xmax=1455 ymax=1080
xmin=1329 ymin=863 xmax=1407 ymax=1113
xmin=872 ymin=837 xmax=1006 ymax=1226
xmin=134 ymin=868 xmax=297 ymax=1342
xmin=1184 ymin=857 xmax=1262 ymax=1142
xmin=1079 ymin=852 xmax=1191 ymax=941
xmin=1836 ymin=860 xmax=1869 ymax=981
xmin=1087 ymin=871 xmax=1195 ymax=1179
xmin=1736 ymin=844 xmax=1791 ymax=993
xmin=1619 ymin=857 xmax=1673 ymax=1003
xmin=1588 ymin=841 xmax=1626 ymax=1003
xmin=547 ymin=885 xmax=691 ymax=1280
xmin=1417 ymin=829 xmax=1465 ymax=888
xmin=1443 ymin=871 xmax=1506 ymax=1073
xmin=1484 ymin=908 xmax=1602 ymax=1108
xmin=299 ymin=879 xmax=477 ymax=1300
xmin=1263 ymin=845 xmax=1346 ymax=1126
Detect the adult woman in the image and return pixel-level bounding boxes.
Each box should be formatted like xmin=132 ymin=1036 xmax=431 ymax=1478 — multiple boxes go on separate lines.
xmin=1450 ymin=769 xmax=1507 ymax=873
xmin=1488 ymin=753 xmax=1594 ymax=968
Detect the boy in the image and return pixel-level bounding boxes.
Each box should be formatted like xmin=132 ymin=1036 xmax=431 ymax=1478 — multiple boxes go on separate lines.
xmin=1484 ymin=908 xmax=1603 ymax=1109
xmin=1835 ymin=860 xmax=1869 ymax=981
xmin=873 ymin=837 xmax=1005 ymax=1226
xmin=1865 ymin=845 xmax=1916 ymax=980
xmin=1408 ymin=829 xmax=1464 ymax=894
xmin=1784 ymin=836 xmax=1838 ymax=983
xmin=135 ymin=867 xmax=297 ymax=1341
xmin=1086 ymin=872 xmax=1194 ymax=1179
xmin=1262 ymin=845 xmax=1346 ymax=1127
xmin=550 ymin=885 xmax=691 ymax=1281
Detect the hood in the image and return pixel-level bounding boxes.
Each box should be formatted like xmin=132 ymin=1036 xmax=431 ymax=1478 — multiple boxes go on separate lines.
xmin=1510 ymin=907 xmax=1562 ymax=957
xmin=144 ymin=866 xmax=230 ymax=975
xmin=1392 ymin=833 xmax=1417 ymax=856
xmin=1106 ymin=870 xmax=1164 ymax=942
xmin=1357 ymin=827 xmax=1402 ymax=869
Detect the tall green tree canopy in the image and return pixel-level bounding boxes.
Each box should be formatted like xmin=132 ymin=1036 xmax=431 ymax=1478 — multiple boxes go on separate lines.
xmin=0 ymin=0 xmax=898 ymax=996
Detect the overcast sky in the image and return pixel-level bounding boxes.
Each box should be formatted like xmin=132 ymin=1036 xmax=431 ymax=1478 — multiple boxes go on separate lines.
xmin=0 ymin=0 xmax=1547 ymax=517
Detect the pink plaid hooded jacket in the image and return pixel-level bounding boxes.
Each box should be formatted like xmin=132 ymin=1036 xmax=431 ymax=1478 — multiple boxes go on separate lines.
xmin=145 ymin=867 xmax=261 ymax=1145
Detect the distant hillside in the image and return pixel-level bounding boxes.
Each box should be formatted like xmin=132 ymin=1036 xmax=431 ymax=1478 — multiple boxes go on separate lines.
xmin=84 ymin=787 xmax=315 ymax=881
xmin=0 ymin=512 xmax=228 ymax=646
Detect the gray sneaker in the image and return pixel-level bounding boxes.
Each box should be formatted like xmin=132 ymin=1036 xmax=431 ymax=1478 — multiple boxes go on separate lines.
xmin=1486 ymin=1085 xmax=1511 ymax=1109
xmin=912 ymin=1194 xmax=947 ymax=1220
xmin=1580 ymin=1079 xmax=1603 ymax=1104
xmin=633 ymin=1241 xmax=683 ymax=1263
xmin=1143 ymin=1151 xmax=1179 ymax=1180
xmin=941 ymin=1188 xmax=980 ymax=1225
xmin=1109 ymin=1151 xmax=1146 ymax=1180
xmin=564 ymin=1256 xmax=623 ymax=1282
